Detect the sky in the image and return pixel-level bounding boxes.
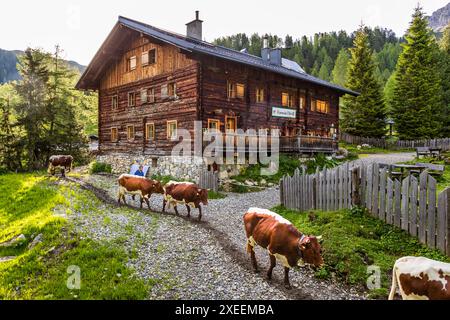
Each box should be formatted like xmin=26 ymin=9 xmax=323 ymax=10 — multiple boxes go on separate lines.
xmin=0 ymin=0 xmax=448 ymax=65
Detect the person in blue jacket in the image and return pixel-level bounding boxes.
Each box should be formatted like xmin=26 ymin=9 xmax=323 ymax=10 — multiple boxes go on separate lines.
xmin=134 ymin=165 xmax=145 ymax=177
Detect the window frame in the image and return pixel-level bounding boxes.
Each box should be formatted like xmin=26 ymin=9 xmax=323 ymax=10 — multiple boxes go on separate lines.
xmin=145 ymin=122 xmax=155 ymax=141
xmin=166 ymin=120 xmax=177 ymax=140
xmin=148 ymin=87 xmax=155 ymax=103
xmin=227 ymin=81 xmax=245 ymax=99
xmin=207 ymin=119 xmax=221 ymax=132
xmin=128 ymin=56 xmax=137 ymax=72
xmin=168 ymin=82 xmax=177 ymax=97
xmin=128 ymin=92 xmax=136 ymax=107
xmin=127 ymin=125 xmax=135 ymax=141
xmin=140 ymin=89 xmax=148 ymax=104
xmin=111 ymin=127 xmax=119 ymax=142
xmin=225 ymin=116 xmax=237 ymax=132
xmin=315 ymin=99 xmax=329 ymax=113
xmin=111 ymin=95 xmax=118 ymax=110
xmin=256 ymin=87 xmax=265 ymax=103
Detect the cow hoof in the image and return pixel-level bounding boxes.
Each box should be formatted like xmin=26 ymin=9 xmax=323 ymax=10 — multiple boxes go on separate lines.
xmin=284 ymin=284 xmax=292 ymax=290
xmin=254 ymin=269 xmax=260 ymax=274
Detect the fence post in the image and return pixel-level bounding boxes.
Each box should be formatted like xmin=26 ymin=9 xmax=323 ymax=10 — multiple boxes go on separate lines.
xmin=312 ymin=175 xmax=317 ymax=210
xmin=351 ymin=166 xmax=361 ymax=207
xmin=279 ymin=178 xmax=284 ymax=207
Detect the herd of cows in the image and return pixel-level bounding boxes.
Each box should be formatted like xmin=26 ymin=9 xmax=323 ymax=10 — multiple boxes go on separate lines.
xmin=48 ymin=156 xmax=450 ymax=300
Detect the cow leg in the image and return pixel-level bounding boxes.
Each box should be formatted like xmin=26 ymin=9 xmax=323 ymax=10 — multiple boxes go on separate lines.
xmin=267 ymin=254 xmax=276 ymax=280
xmin=174 ymin=205 xmax=179 ymax=215
xmin=197 ymin=205 xmax=202 ymax=221
xmin=132 ymin=195 xmax=136 ymax=201
xmin=145 ymin=197 xmax=151 ymax=210
xmin=162 ymin=199 xmax=167 ymax=212
xmin=284 ymin=267 xmax=291 ymax=289
xmin=139 ymin=197 xmax=144 ymax=209
xmin=186 ymin=205 xmax=191 ymax=218
xmin=249 ymin=247 xmax=259 ymax=273
xmin=61 ymin=168 xmax=65 ymax=178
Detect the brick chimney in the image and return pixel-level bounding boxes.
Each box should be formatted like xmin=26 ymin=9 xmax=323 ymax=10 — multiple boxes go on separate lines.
xmin=186 ymin=11 xmax=203 ymax=40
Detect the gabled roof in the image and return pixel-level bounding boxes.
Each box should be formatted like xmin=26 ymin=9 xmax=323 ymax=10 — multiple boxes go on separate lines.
xmin=76 ymin=16 xmax=358 ymax=96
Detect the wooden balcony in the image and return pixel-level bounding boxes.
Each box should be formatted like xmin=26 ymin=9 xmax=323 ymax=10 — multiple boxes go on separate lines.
xmin=201 ymin=133 xmax=338 ymax=155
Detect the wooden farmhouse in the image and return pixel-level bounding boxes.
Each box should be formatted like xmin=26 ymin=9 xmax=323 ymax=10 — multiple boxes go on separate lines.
xmin=76 ymin=12 xmax=357 ymax=176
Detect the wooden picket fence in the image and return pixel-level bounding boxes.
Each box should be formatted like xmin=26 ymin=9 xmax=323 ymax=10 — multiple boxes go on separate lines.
xmin=198 ymin=170 xmax=219 ymax=192
xmin=339 ymin=133 xmax=450 ymax=151
xmin=280 ymin=162 xmax=450 ymax=255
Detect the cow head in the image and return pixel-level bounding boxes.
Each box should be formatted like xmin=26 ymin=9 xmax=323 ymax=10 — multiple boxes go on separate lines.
xmin=152 ymin=180 xmax=165 ymax=194
xmin=197 ymin=188 xmax=208 ymax=205
xmin=297 ymin=235 xmax=324 ymax=268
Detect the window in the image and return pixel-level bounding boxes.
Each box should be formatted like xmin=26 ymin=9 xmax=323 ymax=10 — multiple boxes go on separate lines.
xmin=256 ymin=88 xmax=265 ymax=103
xmin=225 ymin=116 xmax=237 ymax=132
xmin=111 ymin=95 xmax=118 ymax=110
xmin=299 ymin=93 xmax=306 ymax=109
xmin=145 ymin=123 xmax=155 ymax=141
xmin=167 ymin=120 xmax=177 ymax=139
xmin=161 ymin=83 xmax=176 ymax=99
xmin=127 ymin=125 xmax=135 ymax=141
xmin=128 ymin=92 xmax=136 ymax=107
xmin=168 ymin=83 xmax=176 ymax=97
xmin=141 ymin=89 xmax=148 ymax=104
xmin=227 ymin=82 xmax=245 ymax=99
xmin=208 ymin=119 xmax=220 ymax=132
xmin=128 ymin=56 xmax=136 ymax=71
xmin=316 ymin=99 xmax=329 ymax=113
xmin=142 ymin=49 xmax=156 ymax=66
xmin=111 ymin=127 xmax=118 ymax=142
xmin=148 ymin=88 xmax=155 ymax=103
xmin=282 ymin=92 xmax=295 ymax=108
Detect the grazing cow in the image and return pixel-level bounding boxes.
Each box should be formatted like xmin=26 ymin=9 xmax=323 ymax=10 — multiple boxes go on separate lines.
xmin=162 ymin=181 xmax=208 ymax=221
xmin=388 ymin=256 xmax=450 ymax=300
xmin=243 ymin=208 xmax=323 ymax=289
xmin=117 ymin=174 xmax=164 ymax=209
xmin=48 ymin=155 xmax=73 ymax=177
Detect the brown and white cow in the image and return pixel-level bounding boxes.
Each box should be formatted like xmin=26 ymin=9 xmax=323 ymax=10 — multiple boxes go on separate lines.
xmin=243 ymin=208 xmax=323 ymax=289
xmin=162 ymin=181 xmax=208 ymax=221
xmin=388 ymin=256 xmax=450 ymax=300
xmin=117 ymin=174 xmax=164 ymax=209
xmin=48 ymin=155 xmax=73 ymax=177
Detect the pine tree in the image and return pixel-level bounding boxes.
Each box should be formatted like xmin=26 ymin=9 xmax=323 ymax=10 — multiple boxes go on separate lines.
xmin=331 ymin=48 xmax=350 ymax=87
xmin=391 ymin=6 xmax=444 ymax=139
xmin=439 ymin=23 xmax=450 ymax=136
xmin=341 ymin=26 xmax=387 ymax=138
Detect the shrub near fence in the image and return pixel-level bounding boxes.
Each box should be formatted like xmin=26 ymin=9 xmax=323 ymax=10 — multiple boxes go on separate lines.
xmin=339 ymin=133 xmax=450 ymax=151
xmin=280 ymin=162 xmax=450 ymax=255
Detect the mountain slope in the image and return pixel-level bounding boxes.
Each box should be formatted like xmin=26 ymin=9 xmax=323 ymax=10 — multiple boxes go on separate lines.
xmin=0 ymin=49 xmax=86 ymax=84
xmin=427 ymin=2 xmax=450 ymax=32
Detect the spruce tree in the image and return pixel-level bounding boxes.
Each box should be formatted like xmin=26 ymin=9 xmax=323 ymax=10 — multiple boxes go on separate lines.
xmin=439 ymin=23 xmax=450 ymax=136
xmin=391 ymin=6 xmax=443 ymax=139
xmin=331 ymin=48 xmax=350 ymax=87
xmin=341 ymin=25 xmax=387 ymax=138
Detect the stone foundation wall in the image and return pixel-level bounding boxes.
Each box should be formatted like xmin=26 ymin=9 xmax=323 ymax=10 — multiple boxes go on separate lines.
xmin=96 ymin=153 xmax=207 ymax=181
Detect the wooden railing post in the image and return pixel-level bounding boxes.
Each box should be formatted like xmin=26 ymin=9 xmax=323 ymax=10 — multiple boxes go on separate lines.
xmin=351 ymin=166 xmax=361 ymax=207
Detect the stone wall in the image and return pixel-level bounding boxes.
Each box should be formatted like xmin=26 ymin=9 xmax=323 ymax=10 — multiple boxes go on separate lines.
xmin=96 ymin=153 xmax=206 ymax=181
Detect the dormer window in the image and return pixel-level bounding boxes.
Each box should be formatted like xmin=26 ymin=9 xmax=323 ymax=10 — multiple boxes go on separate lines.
xmin=127 ymin=56 xmax=136 ymax=71
xmin=142 ymin=49 xmax=156 ymax=66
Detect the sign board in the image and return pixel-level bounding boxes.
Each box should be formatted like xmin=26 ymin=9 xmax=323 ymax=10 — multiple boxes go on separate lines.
xmin=272 ymin=107 xmax=296 ymax=119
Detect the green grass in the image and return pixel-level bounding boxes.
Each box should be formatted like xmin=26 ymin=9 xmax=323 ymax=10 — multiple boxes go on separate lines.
xmin=272 ymin=205 xmax=450 ymax=299
xmin=89 ymin=161 xmax=112 ymax=174
xmin=339 ymin=141 xmax=413 ymax=155
xmin=150 ymin=174 xmax=195 ymax=185
xmin=207 ymin=190 xmax=227 ymax=199
xmin=0 ymin=173 xmax=152 ymax=299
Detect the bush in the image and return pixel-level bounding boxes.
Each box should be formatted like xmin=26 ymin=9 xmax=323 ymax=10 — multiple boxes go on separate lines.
xmin=89 ymin=161 xmax=112 ymax=174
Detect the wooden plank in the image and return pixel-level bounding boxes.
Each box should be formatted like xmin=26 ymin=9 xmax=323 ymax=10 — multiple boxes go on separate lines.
xmin=437 ymin=188 xmax=449 ymax=254
xmin=379 ymin=168 xmax=387 ymax=222
xmin=372 ymin=163 xmax=380 ymax=217
xmin=427 ymin=175 xmax=437 ymax=248
xmin=410 ymin=175 xmax=418 ymax=237
xmin=315 ymin=168 xmax=320 ymax=210
xmin=343 ymin=163 xmax=348 ymax=209
xmin=347 ymin=163 xmax=352 ymax=209
xmin=338 ymin=166 xmax=343 ymax=209
xmin=386 ymin=178 xmax=394 ymax=225
xmin=418 ymin=171 xmax=428 ymax=244
xmin=401 ymin=176 xmax=410 ymax=232
xmin=294 ymin=169 xmax=300 ymax=211
xmin=366 ymin=164 xmax=373 ymax=214
xmin=334 ymin=168 xmax=339 ymax=211
xmin=394 ymin=179 xmax=402 ymax=227
xmin=309 ymin=175 xmax=315 ymax=210
xmin=360 ymin=164 xmax=366 ymax=208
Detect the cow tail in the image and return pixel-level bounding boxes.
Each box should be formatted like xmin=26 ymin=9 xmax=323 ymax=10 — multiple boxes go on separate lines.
xmin=388 ymin=266 xmax=397 ymax=300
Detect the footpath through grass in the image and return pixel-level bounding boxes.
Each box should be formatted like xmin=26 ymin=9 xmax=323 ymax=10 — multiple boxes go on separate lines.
xmin=0 ymin=172 xmax=151 ymax=299
xmin=273 ymin=205 xmax=450 ymax=299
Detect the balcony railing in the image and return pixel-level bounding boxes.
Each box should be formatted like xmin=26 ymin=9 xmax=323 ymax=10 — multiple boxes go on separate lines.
xmin=201 ymin=133 xmax=337 ymax=154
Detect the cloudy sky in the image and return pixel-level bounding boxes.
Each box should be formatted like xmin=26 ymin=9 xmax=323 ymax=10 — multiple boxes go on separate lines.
xmin=1 ymin=0 xmax=448 ymax=65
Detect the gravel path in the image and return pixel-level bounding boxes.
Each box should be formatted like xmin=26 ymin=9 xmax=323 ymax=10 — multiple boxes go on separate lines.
xmin=68 ymin=153 xmax=414 ymax=300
